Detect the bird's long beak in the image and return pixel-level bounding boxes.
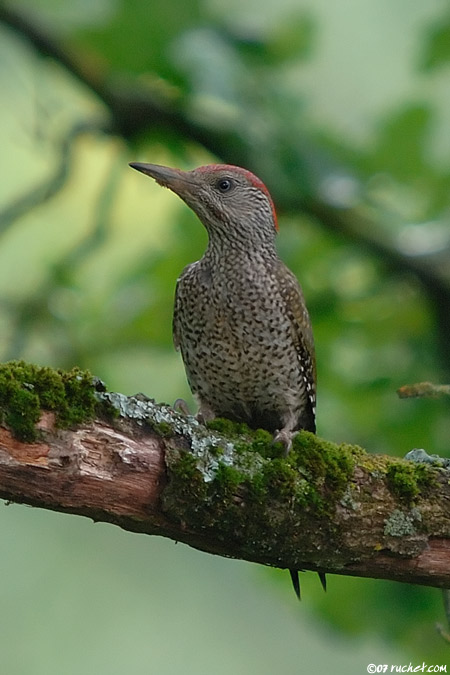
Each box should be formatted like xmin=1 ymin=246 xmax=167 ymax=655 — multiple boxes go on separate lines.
xmin=129 ymin=162 xmax=195 ymax=198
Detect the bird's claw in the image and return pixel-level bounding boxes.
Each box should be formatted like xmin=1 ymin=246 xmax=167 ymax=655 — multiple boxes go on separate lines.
xmin=273 ymin=429 xmax=296 ymax=455
xmin=173 ymin=398 xmax=191 ymax=416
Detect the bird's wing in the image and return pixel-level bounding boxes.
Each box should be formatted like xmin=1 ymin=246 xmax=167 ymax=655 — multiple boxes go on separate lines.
xmin=275 ymin=261 xmax=316 ymax=432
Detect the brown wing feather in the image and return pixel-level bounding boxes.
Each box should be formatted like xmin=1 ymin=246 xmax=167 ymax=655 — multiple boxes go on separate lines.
xmin=275 ymin=261 xmax=316 ymax=432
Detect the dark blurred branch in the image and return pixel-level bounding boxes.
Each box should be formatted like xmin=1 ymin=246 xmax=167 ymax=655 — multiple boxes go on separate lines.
xmin=0 ymin=378 xmax=450 ymax=589
xmin=2 ymin=3 xmax=450 ymax=372
xmin=0 ymin=4 xmax=103 ymax=100
xmin=0 ymin=121 xmax=102 ymax=236
xmin=2 ymin=149 xmax=124 ymax=362
xmin=2 ymin=4 xmax=450 ymax=290
xmin=305 ymin=198 xmax=450 ymax=291
xmin=305 ymin=198 xmax=450 ymax=372
xmin=0 ymin=3 xmax=202 ymax=140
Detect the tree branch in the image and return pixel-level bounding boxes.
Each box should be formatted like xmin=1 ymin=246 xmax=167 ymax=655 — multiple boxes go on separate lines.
xmin=1 ymin=9 xmax=450 ymax=588
xmin=0 ymin=362 xmax=449 ymax=589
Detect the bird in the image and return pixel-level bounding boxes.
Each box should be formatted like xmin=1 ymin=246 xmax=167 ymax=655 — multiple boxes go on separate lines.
xmin=129 ymin=160 xmax=323 ymax=598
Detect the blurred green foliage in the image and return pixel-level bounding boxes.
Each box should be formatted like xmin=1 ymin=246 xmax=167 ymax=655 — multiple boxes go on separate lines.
xmin=1 ymin=0 xmax=450 ymax=671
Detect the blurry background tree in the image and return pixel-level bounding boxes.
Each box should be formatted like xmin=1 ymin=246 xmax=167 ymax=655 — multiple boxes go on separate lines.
xmin=0 ymin=0 xmax=449 ymax=673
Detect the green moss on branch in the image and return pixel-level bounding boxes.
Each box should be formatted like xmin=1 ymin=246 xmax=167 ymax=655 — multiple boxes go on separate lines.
xmin=386 ymin=460 xmax=436 ymax=504
xmin=163 ymin=423 xmax=366 ymax=562
xmin=0 ymin=366 xmax=448 ymax=578
xmin=0 ymin=360 xmax=113 ymax=441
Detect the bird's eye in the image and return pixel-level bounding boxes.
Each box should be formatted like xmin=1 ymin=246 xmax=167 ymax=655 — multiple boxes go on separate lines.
xmin=216 ymin=177 xmax=233 ymax=193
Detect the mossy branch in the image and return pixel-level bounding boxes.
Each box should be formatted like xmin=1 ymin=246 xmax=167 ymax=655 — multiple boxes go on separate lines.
xmin=0 ymin=361 xmax=450 ymax=589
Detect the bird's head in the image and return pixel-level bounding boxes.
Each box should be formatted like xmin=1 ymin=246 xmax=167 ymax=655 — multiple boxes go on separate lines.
xmin=129 ymin=162 xmax=278 ymax=251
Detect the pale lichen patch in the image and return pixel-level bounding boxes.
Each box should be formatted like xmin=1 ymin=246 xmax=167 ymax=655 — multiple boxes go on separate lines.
xmin=384 ymin=508 xmax=422 ymax=537
xmin=98 ymin=392 xmax=265 ymax=482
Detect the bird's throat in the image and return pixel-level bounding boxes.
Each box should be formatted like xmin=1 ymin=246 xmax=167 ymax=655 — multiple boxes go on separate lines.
xmin=203 ymin=239 xmax=277 ymax=270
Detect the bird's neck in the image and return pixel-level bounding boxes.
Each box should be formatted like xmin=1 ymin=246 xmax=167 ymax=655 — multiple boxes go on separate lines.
xmin=204 ymin=237 xmax=277 ymax=267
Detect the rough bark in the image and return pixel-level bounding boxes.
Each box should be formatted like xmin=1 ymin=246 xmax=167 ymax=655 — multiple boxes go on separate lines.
xmin=0 ymin=388 xmax=449 ymax=589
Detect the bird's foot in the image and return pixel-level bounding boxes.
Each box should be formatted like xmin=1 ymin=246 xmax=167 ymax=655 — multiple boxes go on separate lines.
xmin=273 ymin=429 xmax=297 ymax=455
xmin=173 ymin=398 xmax=191 ymax=416
xmin=195 ymin=401 xmax=217 ymax=426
